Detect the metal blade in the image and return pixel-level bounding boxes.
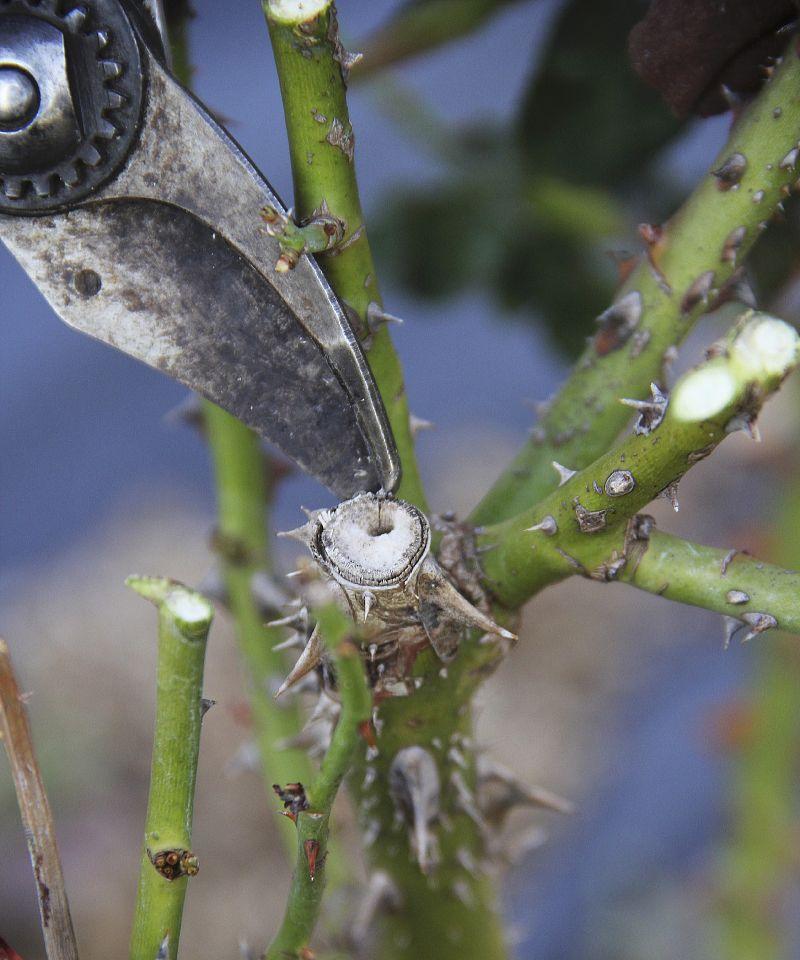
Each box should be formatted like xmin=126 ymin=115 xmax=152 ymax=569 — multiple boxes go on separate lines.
xmin=0 ymin=0 xmax=400 ymax=499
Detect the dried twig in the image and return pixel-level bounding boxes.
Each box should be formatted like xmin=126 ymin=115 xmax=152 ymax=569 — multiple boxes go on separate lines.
xmin=0 ymin=639 xmax=79 ymax=960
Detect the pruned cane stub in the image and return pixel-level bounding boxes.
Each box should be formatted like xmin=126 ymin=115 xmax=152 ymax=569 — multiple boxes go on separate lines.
xmin=275 ymin=494 xmax=516 ymax=699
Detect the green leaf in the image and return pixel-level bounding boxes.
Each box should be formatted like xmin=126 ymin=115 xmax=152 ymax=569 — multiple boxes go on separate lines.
xmin=517 ymin=0 xmax=681 ymax=185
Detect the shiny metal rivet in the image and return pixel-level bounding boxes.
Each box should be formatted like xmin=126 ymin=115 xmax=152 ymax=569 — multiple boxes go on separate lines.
xmin=0 ymin=67 xmax=39 ymax=130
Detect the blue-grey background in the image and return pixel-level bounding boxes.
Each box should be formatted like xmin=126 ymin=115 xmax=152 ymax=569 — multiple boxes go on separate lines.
xmin=1 ymin=2 xmax=793 ymax=958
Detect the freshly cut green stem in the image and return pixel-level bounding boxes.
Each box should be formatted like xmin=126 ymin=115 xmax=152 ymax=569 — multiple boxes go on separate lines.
xmin=351 ymin=0 xmax=527 ymax=80
xmin=204 ymin=404 xmax=313 ymax=840
xmin=264 ymin=0 xmax=427 ymax=511
xmin=619 ymin=530 xmax=800 ymax=634
xmin=0 ymin=639 xmax=79 ymax=960
xmin=264 ymin=603 xmax=372 ymax=960
xmin=471 ymin=41 xmax=800 ymax=527
xmin=127 ymin=577 xmax=214 ymax=960
xmin=480 ymin=312 xmax=800 ymax=608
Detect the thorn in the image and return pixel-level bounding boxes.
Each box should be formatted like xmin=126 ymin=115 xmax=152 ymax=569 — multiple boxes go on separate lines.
xmin=304 ymin=839 xmax=320 ymax=881
xmin=662 ymin=345 xmax=679 ymax=382
xmin=342 ymin=49 xmax=364 ymax=72
xmin=552 ymin=461 xmax=577 ymax=486
xmin=200 ymin=697 xmax=216 ymax=718
xmin=389 ymin=747 xmax=440 ymax=874
xmin=721 ymin=549 xmax=738 ymax=575
xmin=366 ymin=301 xmax=405 ymax=333
xmin=418 ymin=558 xmax=517 ymax=643
xmin=637 ymin=223 xmax=663 ymax=247
xmin=741 ymin=611 xmax=778 ymax=642
xmin=721 ymin=226 xmax=747 ymax=265
xmin=359 ymin=719 xmax=377 ymax=748
xmin=659 ymin=482 xmax=680 ymax=512
xmin=680 ymin=270 xmax=716 ymax=314
xmin=363 ymin=590 xmax=374 ymax=621
xmin=156 ymin=934 xmax=170 ymax=960
xmin=503 ymin=825 xmax=550 ymax=866
xmin=780 ymin=147 xmax=799 ymax=170
xmin=277 ymin=520 xmax=318 ymax=546
xmin=726 ymin=413 xmax=761 ymax=441
xmin=272 ymin=632 xmax=305 ymax=652
xmin=409 ymin=413 xmax=435 ymax=436
xmin=267 ymin=607 xmax=309 ymax=631
xmin=450 ymin=769 xmax=489 ymax=834
xmin=250 ymin=570 xmax=292 ymax=615
xmin=351 ymin=871 xmax=402 ymax=946
xmin=712 ymin=152 xmax=747 ymax=190
xmin=712 ymin=270 xmax=757 ymax=310
xmin=275 ymin=625 xmax=325 ymax=697
xmin=620 ymin=382 xmax=668 ymax=435
xmin=723 ymin=616 xmax=743 ymax=649
xmin=593 ymin=291 xmax=643 ymax=355
xmin=477 ymin=757 xmax=574 ymax=825
xmin=525 ymin=515 xmax=558 ymax=536
xmin=276 ymin=692 xmax=339 ymax=758
xmin=238 ymin=938 xmax=257 ymax=960
xmin=719 ymin=84 xmax=742 ymax=111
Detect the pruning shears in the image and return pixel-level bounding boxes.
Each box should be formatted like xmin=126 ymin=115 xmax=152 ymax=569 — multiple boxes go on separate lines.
xmin=0 ymin=0 xmax=401 ymax=499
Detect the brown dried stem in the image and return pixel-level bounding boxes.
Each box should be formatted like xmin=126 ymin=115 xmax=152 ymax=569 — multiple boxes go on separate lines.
xmin=0 ymin=639 xmax=79 ymax=960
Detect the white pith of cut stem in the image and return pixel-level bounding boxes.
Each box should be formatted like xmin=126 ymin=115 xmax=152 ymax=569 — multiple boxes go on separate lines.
xmin=732 ymin=315 xmax=799 ymax=378
xmin=166 ymin=589 xmax=214 ymax=626
xmin=267 ymin=0 xmax=330 ymax=23
xmin=671 ymin=365 xmax=737 ymax=421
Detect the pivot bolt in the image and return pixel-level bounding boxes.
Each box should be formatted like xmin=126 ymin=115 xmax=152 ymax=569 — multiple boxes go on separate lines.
xmin=0 ymin=67 xmax=39 ymax=131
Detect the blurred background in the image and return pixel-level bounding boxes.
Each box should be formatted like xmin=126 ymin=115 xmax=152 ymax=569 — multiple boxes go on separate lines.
xmin=3 ymin=0 xmax=800 ymax=957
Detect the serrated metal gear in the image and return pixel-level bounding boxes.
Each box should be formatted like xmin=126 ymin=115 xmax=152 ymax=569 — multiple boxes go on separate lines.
xmin=0 ymin=0 xmax=143 ymax=212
